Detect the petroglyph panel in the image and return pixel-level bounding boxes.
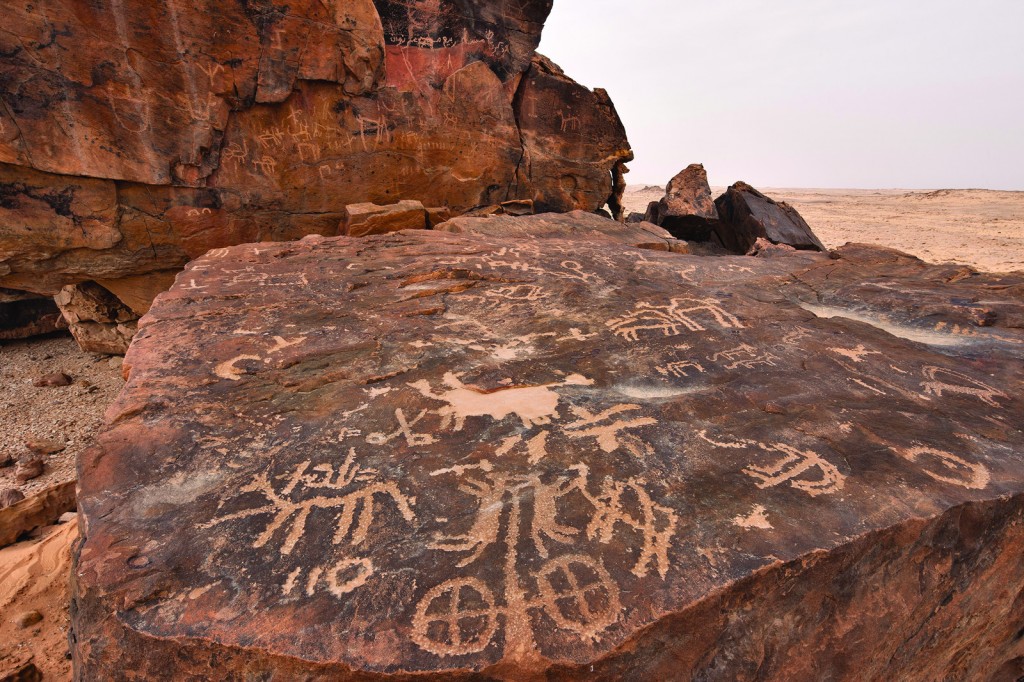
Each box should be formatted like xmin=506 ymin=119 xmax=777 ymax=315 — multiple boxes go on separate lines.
xmin=76 ymin=230 xmax=1024 ymax=679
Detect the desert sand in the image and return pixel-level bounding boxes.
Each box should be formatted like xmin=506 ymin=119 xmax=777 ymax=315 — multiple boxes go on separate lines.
xmin=623 ymin=186 xmax=1024 ymax=273
xmin=2 ymin=187 xmax=1023 ymax=679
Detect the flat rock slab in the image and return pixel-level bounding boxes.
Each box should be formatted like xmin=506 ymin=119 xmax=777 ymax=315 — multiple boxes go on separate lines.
xmin=74 ymin=230 xmax=1024 ymax=680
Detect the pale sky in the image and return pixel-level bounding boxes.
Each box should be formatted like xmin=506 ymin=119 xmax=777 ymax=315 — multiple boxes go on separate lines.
xmin=539 ymin=0 xmax=1024 ymax=190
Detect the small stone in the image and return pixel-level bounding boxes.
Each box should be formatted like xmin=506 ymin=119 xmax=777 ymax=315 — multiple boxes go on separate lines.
xmin=108 ymin=356 xmax=124 ymax=369
xmin=32 ymin=371 xmax=73 ymax=387
xmin=16 ymin=610 xmax=44 ymax=628
xmin=0 ymin=488 xmax=26 ymax=508
xmin=59 ymin=511 xmax=78 ymax=524
xmin=78 ymin=378 xmax=93 ymax=388
xmin=15 ymin=457 xmax=45 ymax=483
xmin=0 ymin=451 xmax=14 ymax=468
xmin=24 ymin=438 xmax=66 ymax=455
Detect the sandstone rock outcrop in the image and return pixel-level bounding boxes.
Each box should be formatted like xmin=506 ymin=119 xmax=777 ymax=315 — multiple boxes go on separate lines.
xmin=715 ymin=181 xmax=826 ymax=253
xmin=0 ymin=0 xmax=631 ymax=306
xmin=436 ymin=209 xmax=688 ymax=252
xmin=0 ymin=290 xmax=65 ymax=341
xmin=341 ymin=201 xmax=428 ymax=237
xmin=74 ymin=226 xmax=1024 ymax=680
xmin=53 ymin=283 xmax=138 ymax=355
xmin=643 ymin=163 xmax=719 ymax=240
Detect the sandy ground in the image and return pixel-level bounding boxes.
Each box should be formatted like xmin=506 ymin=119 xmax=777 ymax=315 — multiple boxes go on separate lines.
xmin=0 ymin=520 xmax=77 ymax=680
xmin=623 ymin=186 xmax=1024 ymax=273
xmin=0 ymin=334 xmax=122 ymax=680
xmin=1 ymin=187 xmax=1023 ymax=678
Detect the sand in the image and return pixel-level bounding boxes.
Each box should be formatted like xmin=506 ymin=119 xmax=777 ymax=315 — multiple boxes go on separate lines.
xmin=0 ymin=519 xmax=77 ymax=680
xmin=622 ymin=186 xmax=1024 ymax=273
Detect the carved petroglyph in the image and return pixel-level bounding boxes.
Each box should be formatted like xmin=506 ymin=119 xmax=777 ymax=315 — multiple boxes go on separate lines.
xmin=415 ymin=461 xmax=674 ymax=657
xmin=366 ymin=408 xmax=436 ymax=447
xmin=214 ymin=336 xmax=307 ymax=380
xmin=607 ymin=298 xmax=744 ymax=341
xmin=558 ymin=109 xmax=581 ymax=132
xmin=202 ymin=449 xmax=415 ymax=556
xmin=744 ymin=443 xmax=845 ymax=497
xmin=563 ymin=404 xmax=657 ymax=456
xmin=830 ymin=344 xmax=881 ymax=363
xmin=698 ymin=432 xmax=845 ymax=497
xmin=708 ymin=344 xmax=779 ymax=370
xmin=656 ymin=360 xmax=705 ymax=378
xmin=895 ymin=446 xmax=990 ymax=490
xmin=733 ymin=505 xmax=773 ymax=530
xmin=408 ymin=372 xmax=593 ymax=431
xmin=921 ymin=366 xmax=1009 ymax=407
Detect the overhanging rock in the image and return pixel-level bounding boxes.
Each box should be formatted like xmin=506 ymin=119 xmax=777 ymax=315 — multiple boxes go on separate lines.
xmin=73 ymin=227 xmax=1024 ymax=680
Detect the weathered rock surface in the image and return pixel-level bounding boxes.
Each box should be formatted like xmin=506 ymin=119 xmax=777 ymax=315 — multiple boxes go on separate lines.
xmin=436 ymin=210 xmax=687 ymax=252
xmin=54 ymin=283 xmax=138 ymax=355
xmin=0 ymin=481 xmax=75 ymax=548
xmin=715 ymin=182 xmax=826 ymax=253
xmin=0 ymin=0 xmax=630 ymax=305
xmin=0 ymin=290 xmax=66 ymax=341
xmin=643 ymin=163 xmax=720 ymax=240
xmin=75 ymin=228 xmax=1024 ymax=679
xmin=342 ymin=201 xmax=428 ymax=237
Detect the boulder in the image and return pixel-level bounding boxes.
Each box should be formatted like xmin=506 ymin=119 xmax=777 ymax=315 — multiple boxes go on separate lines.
xmin=644 ymin=163 xmax=720 ymax=241
xmin=714 ymin=182 xmax=826 ymax=253
xmin=0 ymin=290 xmax=66 ymax=341
xmin=435 ymin=209 xmax=686 ymax=252
xmin=75 ymin=227 xmax=1024 ymax=680
xmin=53 ymin=283 xmax=138 ymax=355
xmin=341 ymin=201 xmax=428 ymax=237
xmin=0 ymin=1 xmax=632 ymax=319
xmin=0 ymin=481 xmax=76 ymax=548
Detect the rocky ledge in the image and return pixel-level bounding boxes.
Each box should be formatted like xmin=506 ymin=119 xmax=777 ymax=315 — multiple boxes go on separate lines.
xmin=73 ymin=220 xmax=1024 ymax=680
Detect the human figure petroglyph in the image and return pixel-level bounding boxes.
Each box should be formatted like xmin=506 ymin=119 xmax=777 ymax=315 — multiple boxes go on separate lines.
xmin=698 ymin=432 xmax=845 ymax=497
xmin=895 ymin=446 xmax=990 ymax=489
xmin=415 ymin=461 xmax=674 ymax=657
xmin=607 ymin=297 xmax=744 ymax=341
xmin=296 ymin=141 xmax=321 ymax=163
xmin=563 ymin=404 xmax=657 ymax=456
xmin=921 ymin=366 xmax=1009 ymax=407
xmin=202 ymin=449 xmax=414 ymax=556
xmin=408 ymin=372 xmax=594 ymax=431
xmin=565 ymin=465 xmax=677 ymax=578
xmin=709 ymin=344 xmax=778 ymax=370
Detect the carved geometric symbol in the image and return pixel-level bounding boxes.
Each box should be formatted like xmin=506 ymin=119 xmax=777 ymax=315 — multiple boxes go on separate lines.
xmin=411 ymin=578 xmax=499 ymax=657
xmin=536 ymin=555 xmax=622 ymax=643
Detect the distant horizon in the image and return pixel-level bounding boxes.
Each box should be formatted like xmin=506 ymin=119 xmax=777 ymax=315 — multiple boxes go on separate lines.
xmin=625 ymin=182 xmax=1024 ymax=193
xmin=539 ymin=0 xmax=1024 ymax=192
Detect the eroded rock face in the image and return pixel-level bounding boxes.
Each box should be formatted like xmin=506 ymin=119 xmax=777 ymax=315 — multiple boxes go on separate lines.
xmin=0 ymin=0 xmax=630 ymax=301
xmin=74 ymin=228 xmax=1024 ymax=680
xmin=54 ymin=282 xmax=138 ymax=355
xmin=644 ymin=163 xmax=719 ymax=240
xmin=0 ymin=289 xmax=66 ymax=340
xmin=715 ymin=182 xmax=826 ymax=253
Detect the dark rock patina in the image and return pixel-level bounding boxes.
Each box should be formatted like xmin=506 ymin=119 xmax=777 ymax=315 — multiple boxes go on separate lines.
xmin=73 ymin=225 xmax=1024 ymax=680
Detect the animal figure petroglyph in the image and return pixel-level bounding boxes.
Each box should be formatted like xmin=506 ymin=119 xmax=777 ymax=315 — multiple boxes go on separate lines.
xmin=408 ymin=372 xmax=594 ymax=431
xmin=202 ymin=449 xmax=414 ymax=556
xmin=563 ymin=404 xmax=657 ymax=456
xmin=698 ymin=431 xmax=845 ymax=497
xmin=895 ymin=446 xmax=990 ymax=489
xmin=657 ymin=360 xmax=705 ymax=378
xmin=920 ymin=366 xmax=1009 ymax=407
xmin=743 ymin=443 xmax=845 ymax=497
xmin=709 ymin=344 xmax=778 ymax=370
xmin=607 ymin=297 xmax=744 ymax=341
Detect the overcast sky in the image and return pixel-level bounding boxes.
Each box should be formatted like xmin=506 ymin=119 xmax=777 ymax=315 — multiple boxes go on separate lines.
xmin=539 ymin=0 xmax=1024 ymax=190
